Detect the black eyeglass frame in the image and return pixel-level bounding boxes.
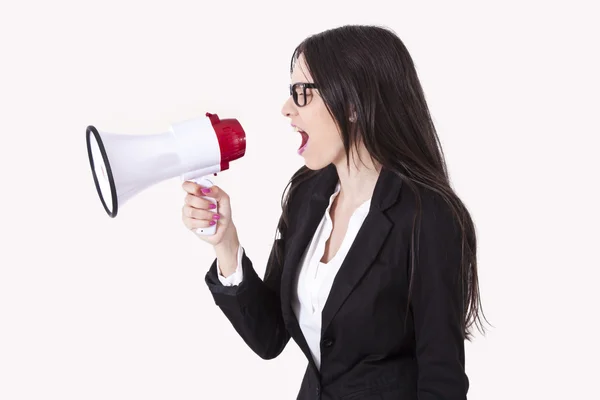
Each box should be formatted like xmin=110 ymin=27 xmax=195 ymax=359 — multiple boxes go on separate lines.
xmin=289 ymin=82 xmax=318 ymax=107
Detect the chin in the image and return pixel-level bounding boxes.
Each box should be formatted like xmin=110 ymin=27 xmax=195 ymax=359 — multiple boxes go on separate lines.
xmin=303 ymin=158 xmax=332 ymax=171
xmin=302 ymin=148 xmax=342 ymax=171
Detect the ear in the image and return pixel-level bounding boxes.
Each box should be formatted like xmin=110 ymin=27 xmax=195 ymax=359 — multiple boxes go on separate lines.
xmin=347 ymin=104 xmax=357 ymax=122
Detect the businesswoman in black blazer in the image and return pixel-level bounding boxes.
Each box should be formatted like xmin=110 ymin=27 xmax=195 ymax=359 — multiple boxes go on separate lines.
xmin=182 ymin=24 xmax=485 ymax=400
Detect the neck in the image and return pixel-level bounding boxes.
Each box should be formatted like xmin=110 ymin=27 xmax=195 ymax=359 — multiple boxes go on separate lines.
xmin=332 ymin=146 xmax=381 ymax=209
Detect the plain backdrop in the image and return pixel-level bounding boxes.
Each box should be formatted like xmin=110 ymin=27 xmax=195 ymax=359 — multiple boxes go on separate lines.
xmin=1 ymin=1 xmax=598 ymax=399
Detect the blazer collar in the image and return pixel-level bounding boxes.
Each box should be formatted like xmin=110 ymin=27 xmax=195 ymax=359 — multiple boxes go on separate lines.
xmin=310 ymin=163 xmax=403 ymax=212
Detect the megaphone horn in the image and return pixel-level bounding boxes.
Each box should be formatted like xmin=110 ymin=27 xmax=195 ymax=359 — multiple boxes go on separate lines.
xmin=86 ymin=112 xmax=246 ymax=235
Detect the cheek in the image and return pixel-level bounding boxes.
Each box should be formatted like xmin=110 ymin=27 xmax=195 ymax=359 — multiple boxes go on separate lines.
xmin=311 ymin=109 xmax=341 ymax=144
xmin=320 ymin=119 xmax=343 ymax=150
xmin=322 ymin=128 xmax=343 ymax=149
xmin=300 ymin=101 xmax=344 ymax=154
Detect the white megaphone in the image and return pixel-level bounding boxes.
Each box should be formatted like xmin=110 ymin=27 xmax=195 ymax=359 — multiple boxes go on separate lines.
xmin=86 ymin=112 xmax=246 ymax=235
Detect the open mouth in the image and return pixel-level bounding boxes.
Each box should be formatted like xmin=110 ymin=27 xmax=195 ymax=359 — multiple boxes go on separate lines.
xmin=293 ymin=125 xmax=309 ymax=154
xmin=299 ymin=130 xmax=309 ymax=151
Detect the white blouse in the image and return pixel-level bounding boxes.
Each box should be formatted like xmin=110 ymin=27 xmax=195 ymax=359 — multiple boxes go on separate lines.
xmin=217 ymin=181 xmax=371 ymax=370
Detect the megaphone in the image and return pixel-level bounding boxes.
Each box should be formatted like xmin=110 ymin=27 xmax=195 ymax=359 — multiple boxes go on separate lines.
xmin=86 ymin=112 xmax=246 ymax=235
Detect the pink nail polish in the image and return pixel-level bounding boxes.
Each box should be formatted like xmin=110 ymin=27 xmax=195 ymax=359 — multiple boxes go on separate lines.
xmin=213 ymin=214 xmax=220 ymax=220
xmin=201 ymin=188 xmax=211 ymax=194
xmin=209 ymin=204 xmax=216 ymax=209
xmin=209 ymin=220 xmax=216 ymax=225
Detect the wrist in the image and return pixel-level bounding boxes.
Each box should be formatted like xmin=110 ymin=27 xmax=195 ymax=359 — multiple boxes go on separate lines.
xmin=214 ymin=226 xmax=240 ymax=276
xmin=215 ymin=225 xmax=239 ymax=252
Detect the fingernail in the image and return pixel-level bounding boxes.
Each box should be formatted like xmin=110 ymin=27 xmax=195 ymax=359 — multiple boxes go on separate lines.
xmin=209 ymin=220 xmax=216 ymax=225
xmin=201 ymin=188 xmax=211 ymax=194
xmin=209 ymin=204 xmax=216 ymax=209
xmin=213 ymin=214 xmax=220 ymax=220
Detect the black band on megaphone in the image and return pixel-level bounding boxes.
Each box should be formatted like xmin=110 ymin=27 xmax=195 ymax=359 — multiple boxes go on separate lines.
xmin=86 ymin=125 xmax=118 ymax=218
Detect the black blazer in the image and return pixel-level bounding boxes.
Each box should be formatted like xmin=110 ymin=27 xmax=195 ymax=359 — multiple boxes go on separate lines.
xmin=205 ymin=164 xmax=469 ymax=400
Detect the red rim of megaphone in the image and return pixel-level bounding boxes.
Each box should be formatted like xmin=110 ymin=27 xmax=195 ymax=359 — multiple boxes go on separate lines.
xmin=86 ymin=125 xmax=118 ymax=218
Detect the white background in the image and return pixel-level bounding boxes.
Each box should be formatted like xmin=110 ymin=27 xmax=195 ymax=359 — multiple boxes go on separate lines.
xmin=1 ymin=1 xmax=598 ymax=399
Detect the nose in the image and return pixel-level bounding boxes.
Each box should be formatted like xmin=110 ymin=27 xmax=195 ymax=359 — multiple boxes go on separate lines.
xmin=281 ymin=96 xmax=298 ymax=118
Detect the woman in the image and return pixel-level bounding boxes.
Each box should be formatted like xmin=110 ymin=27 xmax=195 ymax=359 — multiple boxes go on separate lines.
xmin=182 ymin=24 xmax=485 ymax=400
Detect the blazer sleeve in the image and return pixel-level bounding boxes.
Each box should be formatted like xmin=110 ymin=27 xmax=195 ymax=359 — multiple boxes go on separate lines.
xmin=204 ymin=234 xmax=291 ymax=360
xmin=410 ymin=196 xmax=470 ymax=399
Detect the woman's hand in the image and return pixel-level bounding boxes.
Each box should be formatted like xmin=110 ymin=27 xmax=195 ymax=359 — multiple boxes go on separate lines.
xmin=181 ymin=181 xmax=238 ymax=248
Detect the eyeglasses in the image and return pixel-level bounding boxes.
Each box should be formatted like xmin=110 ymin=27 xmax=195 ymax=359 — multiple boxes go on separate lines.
xmin=289 ymin=82 xmax=318 ymax=107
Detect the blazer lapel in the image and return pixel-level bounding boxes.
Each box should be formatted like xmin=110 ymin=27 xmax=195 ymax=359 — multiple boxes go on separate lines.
xmin=280 ymin=164 xmax=338 ymax=369
xmin=320 ymin=166 xmax=403 ymax=336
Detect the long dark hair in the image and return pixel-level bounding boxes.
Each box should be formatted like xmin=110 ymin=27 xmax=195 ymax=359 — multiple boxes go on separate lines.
xmin=275 ymin=24 xmax=487 ymax=340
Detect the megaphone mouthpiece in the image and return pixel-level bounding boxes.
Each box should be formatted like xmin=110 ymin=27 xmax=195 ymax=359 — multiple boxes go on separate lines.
xmin=204 ymin=112 xmax=246 ymax=171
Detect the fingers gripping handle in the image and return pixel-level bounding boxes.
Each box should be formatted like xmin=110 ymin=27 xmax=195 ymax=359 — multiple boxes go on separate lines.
xmin=190 ymin=177 xmax=217 ymax=236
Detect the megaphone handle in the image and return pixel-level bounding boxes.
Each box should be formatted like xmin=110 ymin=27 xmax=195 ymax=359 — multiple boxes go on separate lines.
xmin=190 ymin=176 xmax=217 ymax=236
